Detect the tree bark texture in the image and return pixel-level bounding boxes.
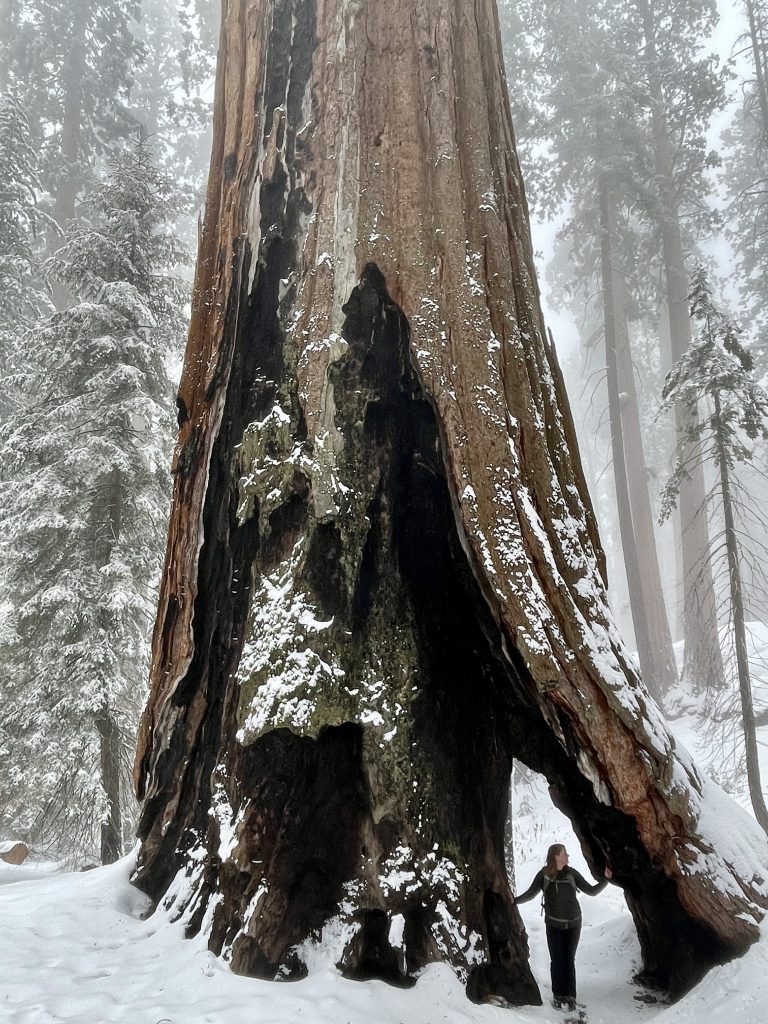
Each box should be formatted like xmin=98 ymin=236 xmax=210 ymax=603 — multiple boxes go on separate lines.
xmin=133 ymin=0 xmax=768 ymax=1004
xmin=638 ymin=0 xmax=725 ymax=696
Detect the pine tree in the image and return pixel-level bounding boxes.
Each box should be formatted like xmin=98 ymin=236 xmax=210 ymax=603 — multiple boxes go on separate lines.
xmin=659 ymin=266 xmax=768 ymax=833
xmin=130 ymin=0 xmax=215 ymax=191
xmin=500 ymin=0 xmax=685 ymax=698
xmin=744 ymin=0 xmax=768 ymax=140
xmin=633 ymin=0 xmax=729 ymax=694
xmin=0 ymin=140 xmax=183 ymax=862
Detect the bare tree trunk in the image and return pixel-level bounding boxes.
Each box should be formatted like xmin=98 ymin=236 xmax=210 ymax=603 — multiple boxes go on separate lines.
xmin=132 ymin=0 xmax=767 ymax=1004
xmin=714 ymin=393 xmax=768 ymax=834
xmin=599 ymin=174 xmax=677 ymax=700
xmin=638 ymin=0 xmax=725 ymax=694
xmin=657 ymin=301 xmax=684 ymax=640
xmin=616 ymin=311 xmax=678 ymax=692
xmin=599 ymin=178 xmax=654 ymax=682
xmin=48 ymin=1 xmax=89 ymax=308
xmin=0 ymin=1 xmax=18 ymax=91
xmin=97 ymin=709 xmax=123 ymax=864
xmin=141 ymin=25 xmax=163 ymax=140
xmin=96 ymin=466 xmax=125 ymax=864
xmin=504 ymin=784 xmax=515 ymax=891
xmin=746 ymin=0 xmax=768 ymax=143
xmin=53 ymin=7 xmax=87 ymax=231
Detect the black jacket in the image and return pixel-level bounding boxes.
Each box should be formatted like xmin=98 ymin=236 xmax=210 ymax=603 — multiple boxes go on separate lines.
xmin=515 ymin=866 xmax=607 ymax=930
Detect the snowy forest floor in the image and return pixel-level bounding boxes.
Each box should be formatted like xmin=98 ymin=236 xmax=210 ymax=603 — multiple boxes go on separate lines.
xmin=2 ymin=632 xmax=768 ymax=1024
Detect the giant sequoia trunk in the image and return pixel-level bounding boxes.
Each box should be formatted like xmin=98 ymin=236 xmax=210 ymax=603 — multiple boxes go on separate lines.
xmin=615 ymin=310 xmax=679 ymax=694
xmin=133 ymin=0 xmax=768 ymax=1005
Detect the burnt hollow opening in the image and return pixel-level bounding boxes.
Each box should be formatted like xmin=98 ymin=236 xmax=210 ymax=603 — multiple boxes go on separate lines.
xmin=336 ymin=267 xmax=551 ymax=819
xmin=325 ymin=264 xmax=546 ymax=1000
xmin=343 ymin=908 xmax=415 ymax=988
xmin=223 ymin=722 xmax=371 ymax=979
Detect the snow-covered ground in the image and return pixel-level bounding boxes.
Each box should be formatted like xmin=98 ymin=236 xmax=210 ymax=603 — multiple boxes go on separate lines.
xmin=2 ymin=839 xmax=766 ymax=1024
xmin=2 ymin=632 xmax=768 ymax=1024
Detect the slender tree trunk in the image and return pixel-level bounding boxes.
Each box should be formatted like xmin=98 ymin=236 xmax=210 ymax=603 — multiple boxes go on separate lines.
xmin=142 ymin=28 xmax=163 ymax=140
xmin=616 ymin=315 xmax=678 ymax=691
xmin=714 ymin=393 xmax=768 ymax=834
xmin=638 ymin=0 xmax=725 ymax=694
xmin=599 ymin=175 xmax=677 ymax=700
xmin=504 ymin=785 xmax=515 ymax=891
xmin=48 ymin=1 xmax=89 ymax=307
xmin=657 ymin=300 xmax=684 ymax=640
xmin=599 ymin=176 xmax=658 ymax=698
xmin=133 ymin=0 xmax=767 ymax=1004
xmin=96 ymin=466 xmax=125 ymax=864
xmin=0 ymin=1 xmax=18 ymax=91
xmin=746 ymin=0 xmax=768 ymax=142
xmin=52 ymin=40 xmax=84 ymax=231
xmin=97 ymin=709 xmax=123 ymax=863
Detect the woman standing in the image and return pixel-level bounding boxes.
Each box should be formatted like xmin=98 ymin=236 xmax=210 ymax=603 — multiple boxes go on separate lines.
xmin=514 ymin=843 xmax=612 ymax=1012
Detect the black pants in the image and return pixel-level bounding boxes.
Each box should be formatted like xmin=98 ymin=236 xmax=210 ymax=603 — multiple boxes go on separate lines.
xmin=546 ymin=922 xmax=581 ymax=1000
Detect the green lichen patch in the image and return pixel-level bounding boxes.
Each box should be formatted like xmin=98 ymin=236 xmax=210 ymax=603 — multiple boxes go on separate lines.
xmin=236 ymin=403 xmax=311 ymax=531
xmin=235 ymin=540 xmax=357 ymax=742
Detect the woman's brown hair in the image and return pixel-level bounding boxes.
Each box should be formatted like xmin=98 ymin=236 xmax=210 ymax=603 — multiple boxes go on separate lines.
xmin=545 ymin=843 xmax=565 ymax=879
